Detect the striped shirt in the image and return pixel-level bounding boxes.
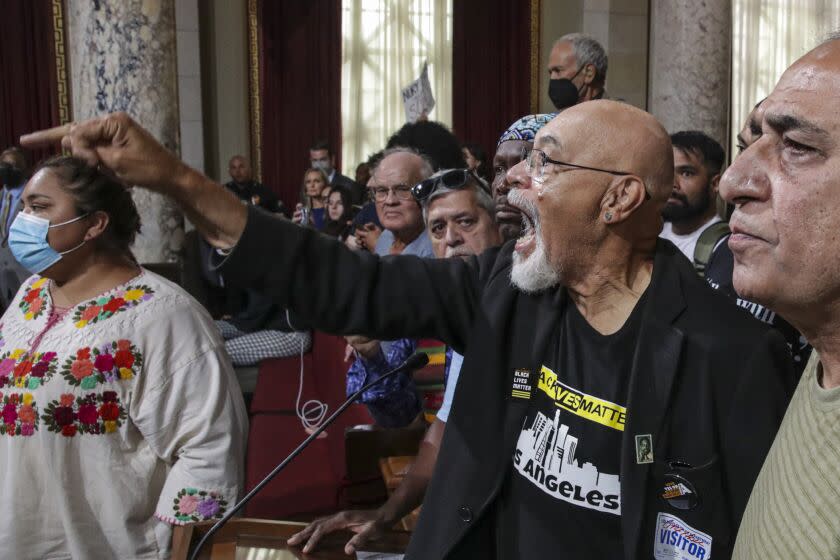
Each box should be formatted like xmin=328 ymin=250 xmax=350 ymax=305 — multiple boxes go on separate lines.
xmin=733 ymin=351 xmax=840 ymax=559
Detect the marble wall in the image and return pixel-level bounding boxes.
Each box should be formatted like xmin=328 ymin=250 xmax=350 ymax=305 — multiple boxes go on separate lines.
xmin=66 ymin=0 xmax=184 ymax=264
xmin=648 ymin=0 xmax=732 ymax=147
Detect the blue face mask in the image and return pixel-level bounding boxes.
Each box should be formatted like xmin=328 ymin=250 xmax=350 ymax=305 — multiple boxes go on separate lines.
xmin=8 ymin=212 xmax=89 ymax=274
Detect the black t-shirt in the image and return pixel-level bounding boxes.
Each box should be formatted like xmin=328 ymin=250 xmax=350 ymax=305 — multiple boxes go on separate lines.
xmin=706 ymin=235 xmax=810 ymax=376
xmin=496 ymin=291 xmax=648 ymax=559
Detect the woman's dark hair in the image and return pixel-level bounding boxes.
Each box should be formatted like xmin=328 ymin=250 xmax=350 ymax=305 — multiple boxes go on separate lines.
xmin=37 ymin=156 xmax=141 ymax=257
xmin=385 ymin=120 xmax=465 ymax=170
xmin=462 ymin=142 xmax=492 ymax=183
xmin=322 ymin=186 xmax=355 ymax=239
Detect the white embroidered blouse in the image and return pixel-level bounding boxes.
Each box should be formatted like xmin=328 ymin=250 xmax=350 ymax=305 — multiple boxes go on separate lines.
xmin=0 ymin=269 xmax=247 ymax=559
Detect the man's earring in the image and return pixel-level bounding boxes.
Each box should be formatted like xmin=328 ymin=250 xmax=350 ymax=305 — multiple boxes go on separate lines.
xmin=604 ymin=211 xmax=613 ymax=222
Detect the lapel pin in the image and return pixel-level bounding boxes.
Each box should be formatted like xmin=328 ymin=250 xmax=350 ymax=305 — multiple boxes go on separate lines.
xmin=661 ymin=473 xmax=700 ymax=510
xmin=635 ymin=434 xmax=654 ymax=464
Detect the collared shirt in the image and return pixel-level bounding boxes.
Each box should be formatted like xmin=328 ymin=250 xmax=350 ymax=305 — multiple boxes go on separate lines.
xmin=374 ymin=229 xmax=434 ymax=258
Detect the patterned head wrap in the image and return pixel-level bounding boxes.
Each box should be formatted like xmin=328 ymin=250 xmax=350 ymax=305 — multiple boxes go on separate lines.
xmin=496 ymin=113 xmax=557 ymax=147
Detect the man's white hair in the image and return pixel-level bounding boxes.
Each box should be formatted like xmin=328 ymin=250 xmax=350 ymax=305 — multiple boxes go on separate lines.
xmin=374 ymin=146 xmax=434 ymax=180
xmin=557 ymin=33 xmax=608 ymax=85
xmin=421 ymin=169 xmax=496 ymax=224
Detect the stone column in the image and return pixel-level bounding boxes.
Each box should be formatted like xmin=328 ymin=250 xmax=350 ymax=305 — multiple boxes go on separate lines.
xmin=67 ymin=0 xmax=184 ymax=263
xmin=648 ymin=0 xmax=731 ymax=146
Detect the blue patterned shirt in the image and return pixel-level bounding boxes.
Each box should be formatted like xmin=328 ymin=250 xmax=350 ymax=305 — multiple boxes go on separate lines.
xmin=346 ymin=342 xmax=463 ymax=427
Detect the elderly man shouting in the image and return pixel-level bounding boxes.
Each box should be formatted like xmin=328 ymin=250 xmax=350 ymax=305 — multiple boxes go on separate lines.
xmin=23 ymin=100 xmax=794 ymax=560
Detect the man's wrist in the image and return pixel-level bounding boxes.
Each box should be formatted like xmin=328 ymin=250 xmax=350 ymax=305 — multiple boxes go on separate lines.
xmin=376 ymin=503 xmax=401 ymax=527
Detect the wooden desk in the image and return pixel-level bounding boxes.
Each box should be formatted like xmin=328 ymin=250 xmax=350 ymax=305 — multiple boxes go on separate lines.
xmin=172 ymin=518 xmax=410 ymax=560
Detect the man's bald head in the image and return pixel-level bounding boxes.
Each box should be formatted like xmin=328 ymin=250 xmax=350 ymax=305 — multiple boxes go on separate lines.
xmin=370 ymin=148 xmax=432 ymax=239
xmin=536 ymin=100 xmax=673 ymax=202
xmin=506 ymin=100 xmax=673 ymax=292
xmin=228 ymin=154 xmax=252 ymax=184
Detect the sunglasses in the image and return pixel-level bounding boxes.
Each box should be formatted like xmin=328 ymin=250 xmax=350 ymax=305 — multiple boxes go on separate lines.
xmin=411 ymin=169 xmax=490 ymax=201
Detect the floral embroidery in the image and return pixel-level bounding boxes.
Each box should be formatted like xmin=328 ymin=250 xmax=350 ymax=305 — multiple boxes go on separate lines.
xmin=0 ymin=392 xmax=39 ymax=436
xmin=0 ymin=349 xmax=59 ymax=390
xmin=172 ymin=488 xmax=228 ymax=522
xmin=19 ymin=278 xmax=49 ymax=321
xmin=60 ymin=340 xmax=143 ymax=388
xmin=73 ymin=285 xmax=155 ymax=329
xmin=41 ymin=391 xmax=127 ymax=437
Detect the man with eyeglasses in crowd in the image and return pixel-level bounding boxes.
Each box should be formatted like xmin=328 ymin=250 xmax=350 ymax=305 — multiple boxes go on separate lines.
xmin=342 ymin=148 xmax=435 ymax=413
xmin=24 ymin=98 xmax=794 ymax=559
xmin=368 ymin=148 xmax=434 ymax=258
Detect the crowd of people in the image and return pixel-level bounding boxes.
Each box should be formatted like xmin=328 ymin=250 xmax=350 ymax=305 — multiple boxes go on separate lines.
xmin=1 ymin=28 xmax=839 ymax=560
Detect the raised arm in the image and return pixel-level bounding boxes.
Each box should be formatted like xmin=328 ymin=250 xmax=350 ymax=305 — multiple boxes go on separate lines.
xmin=20 ymin=113 xmax=246 ymax=249
xmin=21 ymin=113 xmax=487 ymax=347
xmin=218 ymin=206 xmax=482 ymax=349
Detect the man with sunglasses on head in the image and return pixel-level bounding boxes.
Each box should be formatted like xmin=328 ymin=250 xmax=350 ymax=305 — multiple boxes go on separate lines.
xmin=289 ymin=168 xmax=501 ymax=554
xmin=23 ymin=99 xmax=794 ymax=559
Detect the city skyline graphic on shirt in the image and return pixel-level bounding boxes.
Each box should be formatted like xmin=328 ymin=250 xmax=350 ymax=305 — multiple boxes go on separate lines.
xmin=513 ymin=408 xmax=622 ymax=515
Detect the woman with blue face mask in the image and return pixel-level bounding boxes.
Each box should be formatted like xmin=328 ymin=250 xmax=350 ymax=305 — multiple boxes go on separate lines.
xmin=0 ymin=156 xmax=247 ymax=559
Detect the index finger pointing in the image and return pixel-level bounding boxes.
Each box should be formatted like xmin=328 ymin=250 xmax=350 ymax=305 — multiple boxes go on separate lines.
xmin=20 ymin=124 xmax=72 ymax=148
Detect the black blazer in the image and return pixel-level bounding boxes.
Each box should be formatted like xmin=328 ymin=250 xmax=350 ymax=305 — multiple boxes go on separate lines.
xmin=221 ymin=207 xmax=795 ymax=560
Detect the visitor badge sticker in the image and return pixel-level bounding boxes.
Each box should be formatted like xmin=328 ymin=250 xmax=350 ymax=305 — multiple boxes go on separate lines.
xmin=654 ymin=512 xmax=712 ymax=560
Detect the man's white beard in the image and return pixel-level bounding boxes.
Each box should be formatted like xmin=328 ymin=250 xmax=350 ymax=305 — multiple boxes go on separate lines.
xmin=508 ymin=191 xmax=560 ymax=293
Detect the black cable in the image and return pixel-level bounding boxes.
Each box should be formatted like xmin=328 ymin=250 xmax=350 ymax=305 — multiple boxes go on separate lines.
xmin=187 ymin=351 xmax=430 ymax=560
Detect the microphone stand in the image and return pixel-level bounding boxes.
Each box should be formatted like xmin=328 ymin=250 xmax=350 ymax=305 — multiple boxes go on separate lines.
xmin=187 ymin=352 xmax=430 ymax=560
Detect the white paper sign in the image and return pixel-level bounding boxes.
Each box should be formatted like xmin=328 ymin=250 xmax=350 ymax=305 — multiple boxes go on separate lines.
xmin=401 ymin=62 xmax=435 ymax=123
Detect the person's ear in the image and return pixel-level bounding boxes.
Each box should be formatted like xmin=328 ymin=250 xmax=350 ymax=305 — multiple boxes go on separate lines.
xmin=583 ymin=63 xmax=596 ymax=85
xmin=84 ymin=210 xmax=110 ymax=242
xmin=600 ymin=176 xmax=648 ymax=225
xmin=710 ymin=172 xmax=722 ymax=198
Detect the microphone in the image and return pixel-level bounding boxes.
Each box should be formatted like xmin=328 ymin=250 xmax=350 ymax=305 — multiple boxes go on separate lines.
xmin=188 ymin=351 xmax=431 ymax=560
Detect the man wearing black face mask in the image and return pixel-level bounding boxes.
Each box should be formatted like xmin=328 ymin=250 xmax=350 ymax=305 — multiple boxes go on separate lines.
xmin=0 ymin=147 xmax=32 ymax=311
xmin=547 ymin=33 xmax=608 ymax=110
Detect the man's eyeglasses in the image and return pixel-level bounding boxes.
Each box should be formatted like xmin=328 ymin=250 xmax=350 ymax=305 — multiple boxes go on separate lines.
xmin=411 ymin=169 xmax=490 ymax=202
xmin=524 ymin=148 xmax=649 ymax=199
xmin=369 ymin=184 xmax=414 ymax=202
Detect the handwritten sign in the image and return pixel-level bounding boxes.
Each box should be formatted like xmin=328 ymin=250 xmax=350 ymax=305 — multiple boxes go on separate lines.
xmin=401 ymin=62 xmax=435 ymax=124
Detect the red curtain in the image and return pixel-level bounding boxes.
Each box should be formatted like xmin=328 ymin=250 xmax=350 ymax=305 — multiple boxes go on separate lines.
xmin=0 ymin=0 xmax=62 ymax=165
xmin=258 ymin=0 xmax=342 ymax=208
xmin=452 ymin=0 xmax=533 ymax=163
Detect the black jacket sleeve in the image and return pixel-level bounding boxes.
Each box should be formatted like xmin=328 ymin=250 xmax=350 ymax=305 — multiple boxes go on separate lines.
xmin=218 ymin=206 xmax=488 ymax=350
xmin=722 ymin=327 xmax=795 ymax=525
